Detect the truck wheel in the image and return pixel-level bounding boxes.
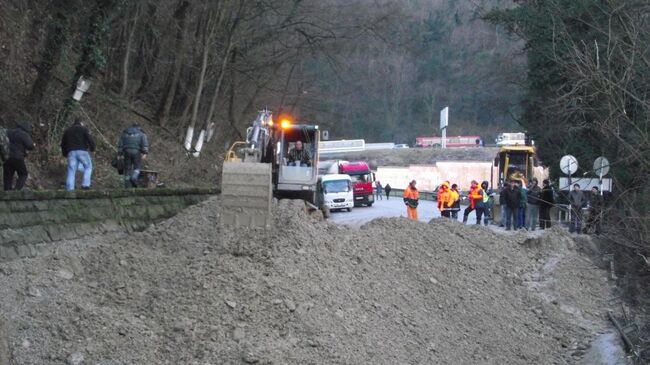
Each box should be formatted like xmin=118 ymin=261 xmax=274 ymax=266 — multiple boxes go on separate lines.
xmin=347 ymin=207 xmax=352 ymax=212
xmin=367 ymin=203 xmax=373 ymax=207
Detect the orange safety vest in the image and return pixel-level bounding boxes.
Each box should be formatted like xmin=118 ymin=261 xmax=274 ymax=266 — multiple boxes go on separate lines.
xmin=468 ymin=185 xmax=483 ymax=209
xmin=403 ymin=185 xmax=420 ymax=208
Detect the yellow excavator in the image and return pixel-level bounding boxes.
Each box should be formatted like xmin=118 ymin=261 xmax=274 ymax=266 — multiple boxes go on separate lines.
xmin=220 ymin=110 xmax=322 ymax=227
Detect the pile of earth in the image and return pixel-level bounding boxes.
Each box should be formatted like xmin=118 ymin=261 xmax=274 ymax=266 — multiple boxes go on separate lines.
xmin=0 ymin=197 xmax=615 ymax=364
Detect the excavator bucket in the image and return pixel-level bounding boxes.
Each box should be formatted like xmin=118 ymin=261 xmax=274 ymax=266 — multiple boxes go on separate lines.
xmin=220 ymin=161 xmax=273 ymax=228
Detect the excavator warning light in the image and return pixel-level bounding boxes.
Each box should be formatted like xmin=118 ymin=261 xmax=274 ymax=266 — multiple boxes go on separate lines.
xmin=280 ymin=120 xmax=291 ymax=129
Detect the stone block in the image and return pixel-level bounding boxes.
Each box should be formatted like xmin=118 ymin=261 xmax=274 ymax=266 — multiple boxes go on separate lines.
xmin=0 ymin=245 xmax=18 ymax=261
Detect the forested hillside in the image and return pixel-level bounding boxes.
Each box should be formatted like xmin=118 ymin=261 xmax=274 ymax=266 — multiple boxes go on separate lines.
xmin=0 ymin=0 xmax=523 ymax=188
xmin=488 ymin=1 xmax=649 ymax=346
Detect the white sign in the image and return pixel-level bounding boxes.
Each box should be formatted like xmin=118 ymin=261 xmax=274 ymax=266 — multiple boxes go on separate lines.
xmin=593 ymin=156 xmax=610 ymax=176
xmin=440 ymin=107 xmax=449 ymax=130
xmin=560 ymin=155 xmax=578 ymax=176
xmin=559 ymin=177 xmax=612 ymax=191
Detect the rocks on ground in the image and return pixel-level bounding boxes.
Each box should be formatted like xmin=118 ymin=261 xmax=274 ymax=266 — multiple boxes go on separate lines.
xmin=0 ymin=197 xmax=614 ymax=364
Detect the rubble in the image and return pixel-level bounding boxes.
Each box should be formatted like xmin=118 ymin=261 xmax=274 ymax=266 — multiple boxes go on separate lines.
xmin=0 ymin=197 xmax=617 ymax=364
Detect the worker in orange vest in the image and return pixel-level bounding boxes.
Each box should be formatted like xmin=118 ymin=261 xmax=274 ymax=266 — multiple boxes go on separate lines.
xmin=463 ymin=180 xmax=485 ymax=224
xmin=437 ymin=181 xmax=453 ymax=218
xmin=403 ymin=180 xmax=420 ymax=220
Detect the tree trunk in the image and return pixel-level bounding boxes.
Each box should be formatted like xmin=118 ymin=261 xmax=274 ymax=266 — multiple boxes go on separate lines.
xmin=202 ymin=39 xmax=234 ymax=131
xmin=156 ymin=0 xmax=190 ymax=126
xmin=185 ymin=17 xmax=213 ymax=150
xmin=28 ymin=0 xmax=78 ymax=109
xmin=120 ymin=4 xmax=140 ymax=97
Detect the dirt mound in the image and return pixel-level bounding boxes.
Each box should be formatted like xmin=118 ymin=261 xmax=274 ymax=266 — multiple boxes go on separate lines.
xmin=0 ymin=198 xmax=613 ymax=364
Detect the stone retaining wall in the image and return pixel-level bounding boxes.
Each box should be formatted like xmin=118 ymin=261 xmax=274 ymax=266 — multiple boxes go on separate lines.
xmin=0 ymin=188 xmax=217 ymax=261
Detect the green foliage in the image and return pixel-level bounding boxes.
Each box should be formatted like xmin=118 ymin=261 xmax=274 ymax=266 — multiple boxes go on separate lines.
xmin=304 ymin=1 xmax=524 ymax=144
xmin=487 ymin=0 xmax=649 ymax=190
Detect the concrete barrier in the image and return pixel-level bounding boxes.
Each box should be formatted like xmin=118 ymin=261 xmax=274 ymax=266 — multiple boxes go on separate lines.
xmin=0 ymin=188 xmax=217 ymax=261
xmin=376 ymin=162 xmax=494 ymax=192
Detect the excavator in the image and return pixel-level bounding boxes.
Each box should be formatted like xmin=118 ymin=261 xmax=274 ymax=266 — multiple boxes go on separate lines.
xmin=220 ymin=109 xmax=323 ymax=227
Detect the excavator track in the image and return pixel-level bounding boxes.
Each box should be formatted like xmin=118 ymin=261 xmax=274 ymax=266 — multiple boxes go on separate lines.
xmin=220 ymin=161 xmax=273 ymax=228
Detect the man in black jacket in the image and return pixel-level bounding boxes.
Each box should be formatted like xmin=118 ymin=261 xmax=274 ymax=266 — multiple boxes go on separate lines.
xmin=503 ymin=180 xmax=521 ymax=231
xmin=3 ymin=121 xmax=35 ymax=191
xmin=61 ymin=118 xmax=96 ymax=191
xmin=539 ymin=179 xmax=554 ymax=229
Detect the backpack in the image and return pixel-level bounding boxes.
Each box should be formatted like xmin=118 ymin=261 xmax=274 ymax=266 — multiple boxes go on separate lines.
xmin=0 ymin=127 xmax=9 ymax=163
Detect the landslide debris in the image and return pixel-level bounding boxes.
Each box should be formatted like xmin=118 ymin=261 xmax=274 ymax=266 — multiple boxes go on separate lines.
xmin=0 ymin=198 xmax=613 ymax=364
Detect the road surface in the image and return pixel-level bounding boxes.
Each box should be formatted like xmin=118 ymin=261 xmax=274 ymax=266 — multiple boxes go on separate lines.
xmin=329 ymin=196 xmax=482 ymax=227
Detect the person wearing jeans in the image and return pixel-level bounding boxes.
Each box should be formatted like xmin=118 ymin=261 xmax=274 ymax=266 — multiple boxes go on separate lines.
xmin=61 ymin=119 xmax=96 ymax=191
xmin=525 ymin=178 xmax=542 ymax=231
xmin=66 ymin=150 xmax=92 ymax=190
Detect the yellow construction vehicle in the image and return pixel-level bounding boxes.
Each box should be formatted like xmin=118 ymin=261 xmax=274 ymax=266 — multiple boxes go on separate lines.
xmin=492 ymin=145 xmax=537 ymax=187
xmin=221 ymin=110 xmax=323 ymax=227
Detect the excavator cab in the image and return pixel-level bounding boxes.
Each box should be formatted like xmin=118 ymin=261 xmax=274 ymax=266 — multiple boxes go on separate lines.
xmin=275 ymin=124 xmax=320 ymax=201
xmin=221 ymin=111 xmax=321 ymax=228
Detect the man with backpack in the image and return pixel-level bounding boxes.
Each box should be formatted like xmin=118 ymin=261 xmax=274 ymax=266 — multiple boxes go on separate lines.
xmin=3 ymin=121 xmax=35 ymax=191
xmin=117 ymin=123 xmax=149 ymax=188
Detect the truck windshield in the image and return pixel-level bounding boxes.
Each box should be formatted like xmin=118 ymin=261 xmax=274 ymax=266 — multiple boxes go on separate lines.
xmin=323 ymin=180 xmax=350 ymax=193
xmin=506 ymin=153 xmax=528 ymax=180
xmin=349 ymin=173 xmax=370 ymax=183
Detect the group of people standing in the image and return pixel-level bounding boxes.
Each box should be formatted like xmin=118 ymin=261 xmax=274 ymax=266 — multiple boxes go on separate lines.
xmin=438 ymin=180 xmax=492 ymax=224
xmin=499 ymin=178 xmax=554 ymax=231
xmin=398 ymin=177 xmax=603 ymax=234
xmin=1 ymin=118 xmax=149 ymax=191
xmin=401 ymin=179 xmax=494 ymax=224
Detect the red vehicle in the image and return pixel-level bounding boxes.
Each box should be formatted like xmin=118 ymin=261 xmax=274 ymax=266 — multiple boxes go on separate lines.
xmin=415 ymin=135 xmax=482 ymax=148
xmin=338 ymin=161 xmax=375 ymax=207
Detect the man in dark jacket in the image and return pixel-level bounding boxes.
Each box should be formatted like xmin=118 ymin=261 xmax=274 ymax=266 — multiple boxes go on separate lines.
xmin=525 ymin=178 xmax=542 ymax=231
xmin=585 ymin=186 xmax=603 ymax=234
xmin=384 ymin=183 xmax=392 ymax=200
xmin=287 ymin=140 xmax=311 ymax=166
xmin=3 ymin=121 xmax=35 ymax=191
xmin=117 ymin=123 xmax=149 ymax=188
xmin=568 ymin=183 xmax=585 ymax=233
xmin=61 ymin=118 xmax=96 ymax=191
xmin=503 ymin=180 xmax=521 ymax=231
xmin=539 ymin=179 xmax=554 ymax=229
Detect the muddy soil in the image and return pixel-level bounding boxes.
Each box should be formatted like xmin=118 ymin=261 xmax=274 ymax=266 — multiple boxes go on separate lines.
xmin=0 ymin=198 xmax=621 ymax=364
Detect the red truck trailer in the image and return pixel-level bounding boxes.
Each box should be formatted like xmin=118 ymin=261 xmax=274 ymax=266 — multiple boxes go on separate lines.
xmin=324 ymin=161 xmax=375 ymax=207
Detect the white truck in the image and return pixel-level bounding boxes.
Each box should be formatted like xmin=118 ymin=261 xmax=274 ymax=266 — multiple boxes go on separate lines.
xmin=317 ymin=174 xmax=354 ymax=212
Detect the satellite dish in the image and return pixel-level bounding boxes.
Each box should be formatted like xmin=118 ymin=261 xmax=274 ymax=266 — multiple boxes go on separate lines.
xmin=593 ymin=156 xmax=610 ymax=177
xmin=560 ymin=155 xmax=578 ymax=176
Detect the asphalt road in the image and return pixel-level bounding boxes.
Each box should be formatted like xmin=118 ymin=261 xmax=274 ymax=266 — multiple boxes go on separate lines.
xmin=329 ymin=196 xmax=481 ymax=227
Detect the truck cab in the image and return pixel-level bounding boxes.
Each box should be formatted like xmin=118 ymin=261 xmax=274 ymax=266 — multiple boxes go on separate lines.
xmin=317 ymin=174 xmax=353 ymax=212
xmin=338 ymin=161 xmax=374 ymax=207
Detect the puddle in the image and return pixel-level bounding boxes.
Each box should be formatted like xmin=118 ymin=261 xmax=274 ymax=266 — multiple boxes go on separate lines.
xmin=580 ymin=331 xmax=630 ymax=365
